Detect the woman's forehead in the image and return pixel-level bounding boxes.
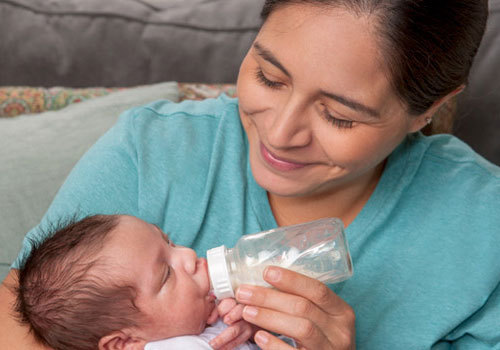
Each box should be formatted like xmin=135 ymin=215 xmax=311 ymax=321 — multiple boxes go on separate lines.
xmin=260 ymin=4 xmax=379 ymax=51
xmin=257 ymin=5 xmax=383 ymax=72
xmin=255 ymin=4 xmax=396 ymax=113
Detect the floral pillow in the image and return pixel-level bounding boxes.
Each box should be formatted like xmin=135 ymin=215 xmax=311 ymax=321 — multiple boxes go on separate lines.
xmin=0 ymin=87 xmax=125 ymax=118
xmin=0 ymin=83 xmax=237 ymax=118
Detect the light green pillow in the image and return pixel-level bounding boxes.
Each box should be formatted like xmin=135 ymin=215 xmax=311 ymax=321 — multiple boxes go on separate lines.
xmin=0 ymin=82 xmax=179 ymax=281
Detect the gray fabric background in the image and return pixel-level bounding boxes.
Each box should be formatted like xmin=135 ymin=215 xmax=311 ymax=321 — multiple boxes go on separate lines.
xmin=0 ymin=0 xmax=497 ymax=163
xmin=0 ymin=0 xmax=264 ymax=86
xmin=454 ymin=0 xmax=500 ymax=165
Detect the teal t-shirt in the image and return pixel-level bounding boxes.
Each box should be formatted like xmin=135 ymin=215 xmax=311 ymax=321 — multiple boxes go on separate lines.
xmin=13 ymin=95 xmax=500 ymax=349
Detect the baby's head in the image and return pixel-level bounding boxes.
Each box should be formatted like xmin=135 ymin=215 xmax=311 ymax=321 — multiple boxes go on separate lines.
xmin=16 ymin=214 xmax=215 ymax=350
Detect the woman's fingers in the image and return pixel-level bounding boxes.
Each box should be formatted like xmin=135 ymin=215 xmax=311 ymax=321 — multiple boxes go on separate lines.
xmin=236 ymin=283 xmax=329 ymax=330
xmin=263 ymin=266 xmax=351 ymax=315
xmin=235 ymin=267 xmax=356 ymax=349
xmin=253 ymin=330 xmax=297 ymax=350
xmin=241 ymin=304 xmax=330 ymax=349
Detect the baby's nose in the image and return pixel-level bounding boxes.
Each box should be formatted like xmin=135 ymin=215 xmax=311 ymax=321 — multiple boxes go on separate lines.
xmin=178 ymin=247 xmax=198 ymax=274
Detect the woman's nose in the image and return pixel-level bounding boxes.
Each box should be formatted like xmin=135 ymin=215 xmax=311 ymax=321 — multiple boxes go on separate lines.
xmin=266 ymin=95 xmax=311 ymax=149
xmin=172 ymin=246 xmax=198 ymax=274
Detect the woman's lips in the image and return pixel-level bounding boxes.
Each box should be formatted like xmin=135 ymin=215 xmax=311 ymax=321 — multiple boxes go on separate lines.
xmin=260 ymin=143 xmax=307 ymax=171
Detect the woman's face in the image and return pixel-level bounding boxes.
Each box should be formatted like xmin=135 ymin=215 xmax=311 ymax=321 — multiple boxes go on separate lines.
xmin=237 ymin=4 xmax=427 ymax=198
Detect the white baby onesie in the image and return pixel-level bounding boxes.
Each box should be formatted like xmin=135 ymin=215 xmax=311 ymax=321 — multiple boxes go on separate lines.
xmin=144 ymin=320 xmax=260 ymax=350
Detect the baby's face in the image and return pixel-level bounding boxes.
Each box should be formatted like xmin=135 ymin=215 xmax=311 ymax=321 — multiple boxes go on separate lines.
xmin=102 ymin=215 xmax=215 ymax=342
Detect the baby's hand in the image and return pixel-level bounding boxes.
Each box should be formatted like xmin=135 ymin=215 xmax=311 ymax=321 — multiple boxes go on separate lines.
xmin=217 ymin=298 xmax=244 ymax=325
xmin=207 ymin=303 xmax=219 ymax=325
xmin=206 ymin=298 xmax=241 ymax=326
xmin=209 ymin=298 xmax=258 ymax=350
xmin=209 ymin=319 xmax=256 ymax=350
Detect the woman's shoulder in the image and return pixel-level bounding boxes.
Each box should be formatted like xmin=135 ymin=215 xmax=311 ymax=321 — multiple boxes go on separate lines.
xmin=403 ymin=133 xmax=500 ymax=214
xmin=382 ymin=133 xmax=500 ymax=223
xmin=100 ymin=95 xmax=241 ymax=150
xmin=125 ymin=94 xmax=239 ymax=124
xmin=411 ymin=133 xmax=500 ymax=180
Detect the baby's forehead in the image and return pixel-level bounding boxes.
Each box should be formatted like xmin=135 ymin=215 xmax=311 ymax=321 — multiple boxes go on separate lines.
xmin=91 ymin=254 xmax=136 ymax=286
xmin=108 ymin=215 xmax=161 ymax=242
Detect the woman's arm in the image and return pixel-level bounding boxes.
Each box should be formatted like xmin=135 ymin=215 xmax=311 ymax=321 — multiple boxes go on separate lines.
xmin=235 ymin=267 xmax=356 ymax=349
xmin=0 ymin=270 xmax=52 ymax=349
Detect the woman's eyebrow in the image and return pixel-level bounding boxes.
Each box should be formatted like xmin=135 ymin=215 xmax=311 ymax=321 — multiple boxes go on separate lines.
xmin=253 ymin=41 xmax=380 ymax=118
xmin=254 ymin=41 xmax=291 ymax=77
xmin=320 ymin=90 xmax=381 ymax=118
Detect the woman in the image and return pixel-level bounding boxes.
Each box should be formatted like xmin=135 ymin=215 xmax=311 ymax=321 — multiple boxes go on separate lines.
xmin=2 ymin=0 xmax=498 ymax=349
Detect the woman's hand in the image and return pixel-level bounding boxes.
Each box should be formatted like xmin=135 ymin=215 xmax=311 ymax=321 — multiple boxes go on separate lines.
xmin=208 ymin=298 xmax=259 ymax=350
xmin=236 ymin=267 xmax=356 ymax=349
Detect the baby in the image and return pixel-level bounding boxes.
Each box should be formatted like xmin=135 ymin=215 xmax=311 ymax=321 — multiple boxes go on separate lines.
xmin=15 ymin=214 xmax=258 ymax=350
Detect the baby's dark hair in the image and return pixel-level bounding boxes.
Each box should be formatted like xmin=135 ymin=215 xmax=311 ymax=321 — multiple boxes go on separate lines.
xmin=15 ymin=214 xmax=143 ymax=350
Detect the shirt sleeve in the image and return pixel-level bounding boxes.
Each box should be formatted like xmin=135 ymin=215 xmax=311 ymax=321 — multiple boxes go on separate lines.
xmin=12 ymin=107 xmax=142 ymax=269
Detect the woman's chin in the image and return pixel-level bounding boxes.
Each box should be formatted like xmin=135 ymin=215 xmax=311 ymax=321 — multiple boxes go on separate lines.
xmin=250 ymin=155 xmax=321 ymax=197
xmin=254 ymin=173 xmax=306 ymax=197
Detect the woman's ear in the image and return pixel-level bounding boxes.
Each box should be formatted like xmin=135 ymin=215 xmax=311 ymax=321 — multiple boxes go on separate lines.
xmin=409 ymin=84 xmax=465 ymax=133
xmin=98 ymin=331 xmax=146 ymax=350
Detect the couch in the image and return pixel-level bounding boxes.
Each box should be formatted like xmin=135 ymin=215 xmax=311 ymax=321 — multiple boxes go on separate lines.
xmin=1 ymin=0 xmax=499 ymax=281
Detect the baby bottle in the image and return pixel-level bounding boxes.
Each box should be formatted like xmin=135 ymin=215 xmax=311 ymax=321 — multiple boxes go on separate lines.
xmin=207 ymin=218 xmax=353 ymax=299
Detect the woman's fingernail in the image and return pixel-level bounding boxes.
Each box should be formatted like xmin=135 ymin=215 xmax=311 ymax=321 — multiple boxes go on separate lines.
xmin=254 ymin=331 xmax=269 ymax=346
xmin=243 ymin=306 xmax=258 ymax=318
xmin=236 ymin=287 xmax=253 ymax=301
xmin=265 ymin=267 xmax=281 ymax=282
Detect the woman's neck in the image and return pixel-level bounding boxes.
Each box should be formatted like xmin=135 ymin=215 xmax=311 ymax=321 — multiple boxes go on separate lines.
xmin=268 ymin=161 xmax=385 ymax=228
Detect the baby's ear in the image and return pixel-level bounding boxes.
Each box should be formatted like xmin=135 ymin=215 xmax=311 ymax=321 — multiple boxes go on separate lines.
xmin=98 ymin=331 xmax=146 ymax=350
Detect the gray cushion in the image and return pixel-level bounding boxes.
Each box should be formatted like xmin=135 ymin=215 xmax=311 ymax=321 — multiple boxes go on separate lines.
xmin=0 ymin=0 xmax=264 ymax=87
xmin=455 ymin=0 xmax=500 ymax=165
xmin=2 ymin=0 xmax=497 ymax=164
xmin=0 ymin=82 xmax=179 ymax=281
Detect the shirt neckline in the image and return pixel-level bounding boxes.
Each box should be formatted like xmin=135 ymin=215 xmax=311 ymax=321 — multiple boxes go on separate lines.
xmin=345 ymin=134 xmax=426 ymax=250
xmin=246 ymin=129 xmax=425 ymax=245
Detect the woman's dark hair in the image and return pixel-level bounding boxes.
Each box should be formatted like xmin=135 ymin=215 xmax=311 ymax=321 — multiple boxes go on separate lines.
xmin=261 ymin=0 xmax=488 ymax=116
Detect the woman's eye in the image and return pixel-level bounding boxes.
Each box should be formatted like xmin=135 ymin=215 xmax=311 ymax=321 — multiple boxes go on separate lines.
xmin=255 ymin=68 xmax=282 ymax=89
xmin=323 ymin=109 xmax=354 ymax=129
